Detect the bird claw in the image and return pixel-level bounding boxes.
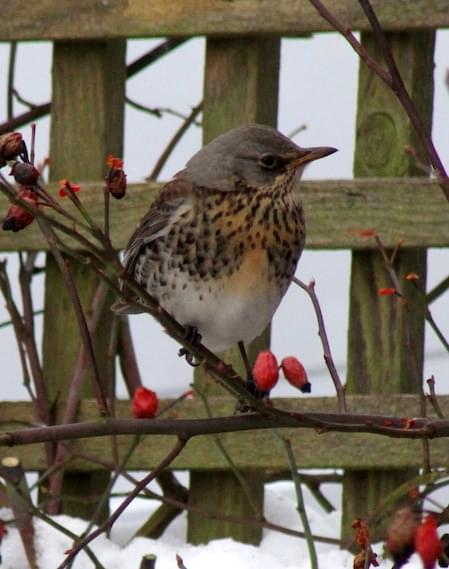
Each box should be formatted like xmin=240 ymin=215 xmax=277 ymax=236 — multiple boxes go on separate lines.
xmin=234 ymin=378 xmax=269 ymax=413
xmin=178 ymin=325 xmax=203 ymax=367
xmin=178 ymin=347 xmax=202 ymax=367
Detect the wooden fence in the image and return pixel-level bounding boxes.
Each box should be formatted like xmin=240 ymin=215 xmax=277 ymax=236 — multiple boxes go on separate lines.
xmin=1 ymin=0 xmax=449 ymax=548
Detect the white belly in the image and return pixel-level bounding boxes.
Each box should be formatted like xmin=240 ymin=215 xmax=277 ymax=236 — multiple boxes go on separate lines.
xmin=159 ymin=249 xmax=286 ymax=352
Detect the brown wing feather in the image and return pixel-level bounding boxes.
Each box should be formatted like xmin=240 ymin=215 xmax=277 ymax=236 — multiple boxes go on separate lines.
xmin=111 ymin=177 xmax=195 ymax=314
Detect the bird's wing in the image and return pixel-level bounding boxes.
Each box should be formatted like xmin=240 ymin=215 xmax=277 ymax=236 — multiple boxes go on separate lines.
xmin=111 ymin=178 xmax=195 ymax=315
xmin=123 ymin=177 xmax=195 ymax=274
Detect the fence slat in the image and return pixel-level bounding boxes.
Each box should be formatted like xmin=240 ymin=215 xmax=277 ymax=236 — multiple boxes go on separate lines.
xmin=187 ymin=37 xmax=281 ymax=546
xmin=42 ymin=40 xmax=126 ymax=519
xmin=341 ymin=31 xmax=435 ymax=542
xmin=1 ymin=178 xmax=448 ymax=252
xmin=1 ymin=0 xmax=449 ymax=40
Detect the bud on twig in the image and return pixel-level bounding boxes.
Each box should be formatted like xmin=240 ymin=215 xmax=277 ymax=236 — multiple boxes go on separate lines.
xmin=0 ymin=132 xmax=25 ymax=162
xmin=2 ymin=187 xmax=38 ymax=232
xmin=105 ymin=155 xmax=127 ymax=199
xmin=9 ymin=162 xmax=40 ymax=186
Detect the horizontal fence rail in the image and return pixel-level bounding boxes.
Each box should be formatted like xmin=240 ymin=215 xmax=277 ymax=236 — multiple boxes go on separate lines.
xmin=0 ymin=178 xmax=448 ymax=251
xmin=0 ymin=178 xmax=449 ymax=251
xmin=1 ymin=1 xmax=449 ymax=40
xmin=2 ymin=395 xmax=449 ymax=471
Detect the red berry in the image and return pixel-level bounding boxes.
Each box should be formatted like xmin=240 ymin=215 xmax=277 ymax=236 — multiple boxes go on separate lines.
xmin=252 ymin=351 xmax=279 ymax=392
xmin=132 ymin=387 xmax=159 ymax=419
xmin=415 ymin=515 xmax=441 ymax=569
xmin=281 ymin=356 xmax=311 ymax=393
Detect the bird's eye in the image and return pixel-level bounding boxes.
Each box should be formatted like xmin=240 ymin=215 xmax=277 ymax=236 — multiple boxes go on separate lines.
xmin=258 ymin=153 xmax=280 ymax=170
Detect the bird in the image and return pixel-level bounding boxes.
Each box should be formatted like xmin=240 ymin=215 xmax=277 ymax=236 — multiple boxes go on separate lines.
xmin=113 ymin=124 xmax=336 ymax=388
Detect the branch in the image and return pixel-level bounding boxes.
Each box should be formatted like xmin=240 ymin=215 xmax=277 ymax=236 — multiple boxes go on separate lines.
xmin=4 ymin=410 xmax=449 ymax=446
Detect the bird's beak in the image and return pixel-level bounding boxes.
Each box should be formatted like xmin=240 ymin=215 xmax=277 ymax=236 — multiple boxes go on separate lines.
xmin=288 ymin=146 xmax=338 ymax=169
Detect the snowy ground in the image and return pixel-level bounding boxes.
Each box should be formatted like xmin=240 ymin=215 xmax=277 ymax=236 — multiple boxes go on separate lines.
xmin=0 ymin=480 xmax=426 ymax=569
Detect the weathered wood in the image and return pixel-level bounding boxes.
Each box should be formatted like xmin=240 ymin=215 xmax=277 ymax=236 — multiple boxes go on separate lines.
xmin=42 ymin=40 xmax=126 ymax=519
xmin=342 ymin=31 xmax=435 ymax=542
xmin=1 ymin=178 xmax=448 ymax=252
xmin=188 ymin=37 xmax=281 ymax=546
xmin=1 ymin=0 xmax=448 ymax=41
xmin=2 ymin=395 xmax=449 ymax=471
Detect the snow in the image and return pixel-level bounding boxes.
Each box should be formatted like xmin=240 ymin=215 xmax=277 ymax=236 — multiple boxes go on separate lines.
xmin=0 ymin=481 xmax=426 ymax=569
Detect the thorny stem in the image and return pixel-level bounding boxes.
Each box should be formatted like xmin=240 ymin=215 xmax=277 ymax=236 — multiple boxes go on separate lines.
xmin=272 ymin=429 xmax=318 ymax=569
xmin=293 ymin=276 xmax=347 ymax=413
xmin=57 ymin=437 xmax=189 ymax=569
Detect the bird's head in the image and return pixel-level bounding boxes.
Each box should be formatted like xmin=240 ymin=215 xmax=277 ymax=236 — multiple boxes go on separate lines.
xmin=181 ymin=124 xmax=337 ymax=192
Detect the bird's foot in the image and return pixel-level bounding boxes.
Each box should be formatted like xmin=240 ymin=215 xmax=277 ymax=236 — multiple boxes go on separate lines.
xmin=178 ymin=326 xmax=203 ymax=367
xmin=235 ymin=375 xmax=269 ymax=413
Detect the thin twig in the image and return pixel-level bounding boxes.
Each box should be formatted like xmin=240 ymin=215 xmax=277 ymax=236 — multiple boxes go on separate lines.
xmin=147 ymin=101 xmax=203 ymax=180
xmin=35 ymin=215 xmax=110 ymax=416
xmin=7 ymin=42 xmax=17 ymax=120
xmin=309 ymin=0 xmax=449 ymax=204
xmin=116 ymin=315 xmax=142 ymax=395
xmin=0 ymin=39 xmax=187 ymax=136
xmin=373 ymin=235 xmax=431 ymax=472
xmin=47 ymin=281 xmax=109 ymax=514
xmin=76 ymin=450 xmax=340 ymax=546
xmin=196 ymin=386 xmax=263 ymax=518
xmin=126 ymin=97 xmax=201 ymax=123
xmin=427 ymin=274 xmax=449 ymax=305
xmin=273 ymin=430 xmax=318 ymax=569
xmin=57 ymin=436 xmax=188 ymax=569
xmin=293 ymin=276 xmax=347 ymax=413
xmin=426 ymin=376 xmax=445 ymax=419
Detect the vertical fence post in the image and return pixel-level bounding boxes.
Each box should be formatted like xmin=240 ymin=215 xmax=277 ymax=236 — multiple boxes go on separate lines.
xmin=187 ymin=37 xmax=280 ymax=545
xmin=341 ymin=31 xmax=435 ymax=541
xmin=42 ymin=40 xmax=126 ymax=518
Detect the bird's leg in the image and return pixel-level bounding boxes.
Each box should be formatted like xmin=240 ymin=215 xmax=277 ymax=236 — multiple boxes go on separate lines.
xmin=178 ymin=325 xmax=202 ymax=367
xmin=238 ymin=341 xmax=268 ymax=400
